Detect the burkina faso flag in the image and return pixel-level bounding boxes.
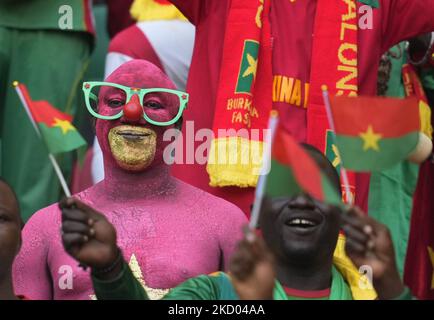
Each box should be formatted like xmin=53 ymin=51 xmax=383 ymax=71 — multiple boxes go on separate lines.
xmin=15 ymin=82 xmax=86 ymax=154
xmin=266 ymin=126 xmax=342 ymax=207
xmin=330 ymin=96 xmax=420 ymax=171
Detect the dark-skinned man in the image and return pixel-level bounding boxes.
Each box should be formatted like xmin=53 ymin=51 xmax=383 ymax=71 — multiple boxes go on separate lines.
xmin=0 ymin=178 xmax=23 ymax=300
xmin=60 ymin=145 xmax=411 ymax=300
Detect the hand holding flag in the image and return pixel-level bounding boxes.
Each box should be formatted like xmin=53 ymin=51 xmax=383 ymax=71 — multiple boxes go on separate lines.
xmin=13 ymin=81 xmax=87 ymax=197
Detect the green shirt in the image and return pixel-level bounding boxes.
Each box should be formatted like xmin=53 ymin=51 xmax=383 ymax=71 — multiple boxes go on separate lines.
xmin=420 ymin=68 xmax=434 ymax=91
xmin=0 ymin=0 xmax=94 ymax=34
xmin=92 ymin=262 xmax=355 ymax=300
xmin=92 ymin=261 xmax=416 ymax=300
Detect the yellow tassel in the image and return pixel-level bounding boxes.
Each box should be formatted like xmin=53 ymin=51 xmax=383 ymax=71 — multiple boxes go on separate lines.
xmin=206 ymin=137 xmax=264 ymax=188
xmin=130 ymin=0 xmax=188 ymax=22
xmin=333 ymin=234 xmax=378 ymax=300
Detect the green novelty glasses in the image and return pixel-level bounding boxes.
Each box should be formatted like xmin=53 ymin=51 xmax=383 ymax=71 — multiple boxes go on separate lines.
xmin=82 ymin=81 xmax=189 ymax=126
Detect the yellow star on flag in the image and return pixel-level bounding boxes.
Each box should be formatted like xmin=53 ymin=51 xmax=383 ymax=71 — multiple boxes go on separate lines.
xmin=53 ymin=118 xmax=75 ymax=134
xmin=242 ymin=53 xmax=258 ymax=79
xmin=428 ymin=246 xmax=434 ymax=289
xmin=359 ymin=125 xmax=382 ymax=151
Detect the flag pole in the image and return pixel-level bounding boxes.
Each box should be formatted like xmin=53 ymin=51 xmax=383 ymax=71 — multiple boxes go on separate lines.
xmin=13 ymin=81 xmax=72 ymax=197
xmin=248 ymin=110 xmax=279 ymax=232
xmin=48 ymin=154 xmax=71 ymax=197
xmin=321 ymin=85 xmax=353 ymax=205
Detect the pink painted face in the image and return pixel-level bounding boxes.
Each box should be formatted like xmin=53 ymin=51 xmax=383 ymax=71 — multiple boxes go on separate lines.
xmin=95 ymin=60 xmax=179 ymax=172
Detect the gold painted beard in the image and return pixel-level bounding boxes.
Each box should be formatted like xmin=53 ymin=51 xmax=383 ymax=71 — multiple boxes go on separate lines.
xmin=108 ymin=125 xmax=157 ymax=171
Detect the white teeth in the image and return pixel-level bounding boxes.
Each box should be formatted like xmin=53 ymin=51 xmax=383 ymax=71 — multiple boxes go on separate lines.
xmin=300 ymin=219 xmax=315 ymax=225
xmin=289 ymin=218 xmax=315 ymax=226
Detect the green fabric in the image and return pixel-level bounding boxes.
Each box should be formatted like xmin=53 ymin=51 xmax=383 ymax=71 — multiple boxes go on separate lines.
xmin=0 ymin=27 xmax=91 ymax=221
xmin=273 ymin=267 xmax=353 ymax=300
xmin=38 ymin=123 xmax=86 ymax=155
xmin=92 ymin=262 xmax=150 ymax=300
xmin=93 ymin=263 xmax=353 ymax=300
xmin=267 ymin=157 xmax=341 ymax=207
xmin=267 ymin=159 xmax=303 ymax=198
xmin=164 ymin=273 xmax=238 ymax=300
xmin=368 ymin=43 xmax=420 ymax=277
xmin=420 ymin=68 xmax=434 ymax=90
xmin=358 ymin=0 xmax=380 ymax=8
xmin=0 ymin=0 xmax=92 ymax=33
xmin=368 ymin=162 xmax=419 ymax=277
xmin=393 ymin=287 xmax=416 ymax=300
xmin=335 ymin=132 xmax=419 ymax=172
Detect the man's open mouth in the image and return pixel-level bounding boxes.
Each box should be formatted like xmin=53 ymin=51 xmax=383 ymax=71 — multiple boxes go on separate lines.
xmin=112 ymin=125 xmax=154 ymax=141
xmin=286 ymin=218 xmax=318 ymax=228
xmin=283 ymin=212 xmax=324 ymax=234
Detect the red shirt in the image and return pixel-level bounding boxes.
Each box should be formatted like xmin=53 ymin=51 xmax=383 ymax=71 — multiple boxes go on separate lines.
xmin=171 ymin=0 xmax=434 ymax=214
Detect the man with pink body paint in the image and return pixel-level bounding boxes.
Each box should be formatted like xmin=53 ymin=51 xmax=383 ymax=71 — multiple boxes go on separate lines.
xmin=12 ymin=60 xmax=247 ymax=300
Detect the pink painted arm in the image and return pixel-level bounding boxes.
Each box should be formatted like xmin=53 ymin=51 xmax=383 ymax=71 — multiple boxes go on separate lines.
xmin=12 ymin=208 xmax=55 ymax=300
xmin=216 ymin=202 xmax=248 ymax=271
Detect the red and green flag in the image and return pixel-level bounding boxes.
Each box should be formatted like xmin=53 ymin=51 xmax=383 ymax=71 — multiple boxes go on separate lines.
xmin=265 ymin=126 xmax=342 ymax=207
xmin=14 ymin=82 xmax=86 ymax=154
xmin=329 ymin=95 xmax=420 ymax=171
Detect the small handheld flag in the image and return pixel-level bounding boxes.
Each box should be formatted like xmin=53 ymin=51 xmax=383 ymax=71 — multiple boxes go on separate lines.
xmin=324 ymin=90 xmax=428 ymax=172
xmin=248 ymin=111 xmax=343 ymax=232
xmin=13 ymin=81 xmax=87 ymax=197
xmin=266 ymin=124 xmax=342 ymax=207
xmin=322 ymin=86 xmax=354 ymax=205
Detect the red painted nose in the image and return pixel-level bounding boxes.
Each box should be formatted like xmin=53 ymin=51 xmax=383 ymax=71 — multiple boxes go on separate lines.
xmin=123 ymin=94 xmax=143 ymax=122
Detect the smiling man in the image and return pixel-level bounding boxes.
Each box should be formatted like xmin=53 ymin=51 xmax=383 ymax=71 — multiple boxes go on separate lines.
xmin=0 ymin=178 xmax=23 ymax=300
xmin=12 ymin=60 xmax=247 ymax=300
xmin=59 ymin=144 xmax=411 ymax=300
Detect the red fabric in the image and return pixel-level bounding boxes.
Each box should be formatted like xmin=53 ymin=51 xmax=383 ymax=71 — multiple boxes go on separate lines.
xmin=330 ymin=96 xmax=420 ymax=137
xmin=306 ymin=0 xmax=358 ymax=204
xmin=282 ymin=286 xmax=331 ymax=299
xmin=403 ymin=64 xmax=430 ymax=103
xmin=404 ymin=118 xmax=434 ymax=300
xmin=207 ymin=0 xmax=272 ymax=187
xmin=170 ymin=0 xmax=434 ymax=215
xmin=404 ymin=160 xmax=434 ymax=300
xmin=83 ymin=0 xmax=95 ymax=35
xmin=308 ymin=1 xmax=358 ymax=151
xmin=273 ymin=126 xmax=324 ymax=201
xmin=212 ymin=0 xmax=271 ymax=140
xmin=18 ymin=84 xmax=72 ymax=126
xmin=106 ymin=0 xmax=135 ymax=38
xmin=109 ymin=24 xmax=164 ymax=71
